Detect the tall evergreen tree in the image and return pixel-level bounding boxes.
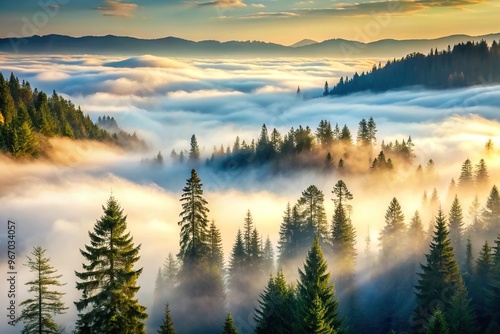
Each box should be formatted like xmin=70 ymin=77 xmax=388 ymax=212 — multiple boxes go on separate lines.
xmin=297 ymin=237 xmax=344 ymax=333
xmin=379 ymin=198 xmax=406 ymax=262
xmin=414 ymin=209 xmax=460 ymax=333
xmin=75 ymin=196 xmax=147 ymax=333
xmin=254 ymin=270 xmax=297 ymax=334
xmin=473 ymin=241 xmax=493 ymax=328
xmin=188 ymin=134 xmax=200 ymax=163
xmin=278 ymin=203 xmax=302 ymax=271
xmin=487 ymin=234 xmax=500 ymax=326
xmin=468 ymin=195 xmax=484 ymax=234
xmin=426 ymin=308 xmax=449 ymax=334
xmin=448 ymin=195 xmax=465 ymax=263
xmin=158 ymin=304 xmax=176 ymax=334
xmin=297 ymin=185 xmax=329 ymax=242
xmin=458 ymin=159 xmax=474 ymax=192
xmin=482 ymin=185 xmax=500 ymax=233
xmin=474 ymin=159 xmax=489 ymax=192
xmin=331 ymin=192 xmax=356 ymax=280
xmin=17 ymin=246 xmax=67 ymax=334
xmin=262 ymin=236 xmax=275 ymax=275
xmin=222 ymin=313 xmax=238 ymax=334
xmin=446 ymin=279 xmax=477 ymax=334
xmin=208 ymin=220 xmax=224 ymax=272
xmin=175 ymin=169 xmax=225 ymax=333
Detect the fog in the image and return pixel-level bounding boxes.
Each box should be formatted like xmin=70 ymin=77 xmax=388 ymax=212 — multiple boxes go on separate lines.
xmin=1 ymin=54 xmax=500 ymax=332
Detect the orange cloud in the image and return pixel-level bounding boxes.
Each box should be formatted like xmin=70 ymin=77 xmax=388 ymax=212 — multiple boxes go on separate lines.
xmin=97 ymin=0 xmax=138 ymax=18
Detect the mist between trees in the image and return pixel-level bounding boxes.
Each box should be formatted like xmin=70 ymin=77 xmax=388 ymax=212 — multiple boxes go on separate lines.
xmin=13 ymin=142 xmax=500 ymax=333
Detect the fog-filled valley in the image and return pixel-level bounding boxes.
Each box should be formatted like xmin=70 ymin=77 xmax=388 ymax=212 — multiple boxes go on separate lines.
xmin=2 ymin=53 xmax=500 ymax=333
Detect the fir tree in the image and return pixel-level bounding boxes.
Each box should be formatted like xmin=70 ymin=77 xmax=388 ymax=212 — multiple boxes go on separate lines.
xmin=414 ymin=209 xmax=460 ymax=333
xmin=331 ymin=194 xmax=356 ymax=280
xmin=448 ymin=195 xmax=465 ymax=263
xmin=487 ymin=234 xmax=500 ymax=325
xmin=473 ymin=241 xmax=493 ymax=327
xmin=483 ymin=185 xmax=500 ymax=233
xmin=474 ymin=159 xmax=489 ymax=191
xmin=458 ymin=159 xmax=474 ymax=192
xmin=254 ymin=270 xmax=297 ymax=334
xmin=446 ymin=279 xmax=477 ymax=334
xmin=463 ymin=237 xmax=474 ymax=287
xmin=379 ymin=198 xmax=406 ymax=262
xmin=188 ymin=134 xmax=200 ymax=163
xmin=178 ymin=169 xmax=209 ymax=263
xmin=222 ymin=313 xmax=238 ymax=334
xmin=17 ymin=246 xmax=67 ymax=334
xmin=75 ymin=196 xmax=147 ymax=333
xmin=262 ymin=236 xmax=275 ymax=275
xmin=208 ymin=220 xmax=224 ymax=272
xmin=468 ymin=195 xmax=484 ymax=234
xmin=426 ymin=308 xmax=449 ymax=334
xmin=297 ymin=185 xmax=329 ymax=242
xmin=297 ymin=237 xmax=344 ymax=333
xmin=158 ymin=304 xmax=176 ymax=334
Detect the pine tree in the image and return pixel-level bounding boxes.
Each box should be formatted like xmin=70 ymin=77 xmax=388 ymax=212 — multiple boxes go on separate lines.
xmin=483 ymin=185 xmax=500 ymax=233
xmin=409 ymin=211 xmax=427 ymax=257
xmin=229 ymin=229 xmax=246 ymax=295
xmin=188 ymin=134 xmax=200 ymax=163
xmin=379 ymin=198 xmax=406 ymax=262
xmin=474 ymin=159 xmax=489 ymax=191
xmin=158 ymin=304 xmax=176 ymax=334
xmin=222 ymin=313 xmax=238 ymax=334
xmin=448 ymin=195 xmax=465 ymax=263
xmin=367 ymin=117 xmax=377 ymax=146
xmin=297 ymin=237 xmax=344 ymax=333
xmin=17 ymin=246 xmax=67 ymax=334
xmin=356 ymin=118 xmax=370 ymax=147
xmin=254 ymin=270 xmax=297 ymax=334
xmin=75 ymin=196 xmax=147 ymax=333
xmin=414 ymin=209 xmax=460 ymax=333
xmin=339 ymin=125 xmax=352 ymax=145
xmin=303 ymin=295 xmax=335 ymax=334
xmin=297 ymin=185 xmax=329 ymax=242
xmin=487 ymin=234 xmax=500 ymax=325
xmin=446 ymin=279 xmax=477 ymax=334
xmin=426 ymin=308 xmax=449 ymax=334
xmin=175 ymin=169 xmax=225 ymax=333
xmin=458 ymin=159 xmax=474 ymax=192
xmin=473 ymin=241 xmax=493 ymax=327
xmin=463 ymin=237 xmax=474 ymax=287
xmin=331 ymin=195 xmax=356 ymax=279
xmin=208 ymin=220 xmax=224 ymax=272
xmin=262 ymin=236 xmax=275 ymax=275
xmin=278 ymin=203 xmax=302 ymax=270
xmin=468 ymin=195 xmax=484 ymax=234
xmin=178 ymin=169 xmax=209 ymax=263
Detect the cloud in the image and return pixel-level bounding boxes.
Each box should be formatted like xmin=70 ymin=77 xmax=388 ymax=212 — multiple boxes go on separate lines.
xmin=97 ymin=0 xmax=138 ymax=18
xmin=194 ymin=0 xmax=247 ymax=7
xmin=251 ymin=3 xmax=266 ymax=8
xmin=221 ymin=11 xmax=299 ymax=19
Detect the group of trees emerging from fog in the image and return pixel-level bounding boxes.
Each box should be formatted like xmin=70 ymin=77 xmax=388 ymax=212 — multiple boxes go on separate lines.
xmin=17 ymin=156 xmax=500 ymax=333
xmin=0 ymin=72 xmax=145 ymax=158
xmin=324 ymin=40 xmax=500 ymax=96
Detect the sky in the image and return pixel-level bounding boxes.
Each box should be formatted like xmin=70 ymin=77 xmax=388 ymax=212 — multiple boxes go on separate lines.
xmin=0 ymin=0 xmax=499 ymax=45
xmin=1 ymin=54 xmax=500 ymax=332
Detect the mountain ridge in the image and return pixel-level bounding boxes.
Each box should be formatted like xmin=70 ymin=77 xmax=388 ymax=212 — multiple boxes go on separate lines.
xmin=1 ymin=33 xmax=500 ymax=58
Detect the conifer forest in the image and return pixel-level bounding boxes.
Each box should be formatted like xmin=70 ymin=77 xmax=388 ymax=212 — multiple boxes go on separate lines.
xmin=1 ymin=15 xmax=500 ymax=334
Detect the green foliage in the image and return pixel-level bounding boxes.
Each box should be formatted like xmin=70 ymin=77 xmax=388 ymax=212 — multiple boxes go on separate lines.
xmin=414 ymin=209 xmax=460 ymax=333
xmin=75 ymin=196 xmax=147 ymax=333
xmin=222 ymin=313 xmax=238 ymax=334
xmin=379 ymin=198 xmax=406 ymax=262
xmin=448 ymin=195 xmax=465 ymax=263
xmin=426 ymin=308 xmax=449 ymax=334
xmin=330 ymin=40 xmax=500 ymax=95
xmin=297 ymin=237 xmax=344 ymax=333
xmin=158 ymin=304 xmax=176 ymax=334
xmin=486 ymin=235 xmax=500 ymax=325
xmin=482 ymin=185 xmax=500 ymax=232
xmin=446 ymin=279 xmax=477 ymax=334
xmin=297 ymin=185 xmax=329 ymax=242
xmin=17 ymin=246 xmax=67 ymax=334
xmin=254 ymin=271 xmax=297 ymax=334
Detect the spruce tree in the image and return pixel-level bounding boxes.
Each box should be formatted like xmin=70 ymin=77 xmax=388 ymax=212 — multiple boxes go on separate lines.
xmin=17 ymin=246 xmax=67 ymax=334
xmin=458 ymin=159 xmax=474 ymax=192
xmin=468 ymin=195 xmax=484 ymax=234
xmin=158 ymin=304 xmax=176 ymax=334
xmin=448 ymin=195 xmax=465 ymax=263
xmin=298 ymin=185 xmax=329 ymax=242
xmin=487 ymin=234 xmax=500 ymax=326
xmin=278 ymin=203 xmax=302 ymax=270
xmin=297 ymin=237 xmax=344 ymax=333
xmin=262 ymin=236 xmax=275 ymax=275
xmin=75 ymin=196 xmax=147 ymax=333
xmin=254 ymin=270 xmax=297 ymax=334
xmin=463 ymin=237 xmax=474 ymax=287
xmin=331 ymin=195 xmax=356 ymax=279
xmin=379 ymin=198 xmax=406 ymax=262
xmin=426 ymin=308 xmax=449 ymax=334
xmin=222 ymin=313 xmax=238 ymax=334
xmin=188 ymin=134 xmax=200 ymax=163
xmin=175 ymin=169 xmax=225 ymax=333
xmin=446 ymin=279 xmax=477 ymax=334
xmin=474 ymin=159 xmax=489 ymax=191
xmin=483 ymin=185 xmax=500 ymax=233
xmin=414 ymin=209 xmax=460 ymax=333
xmin=208 ymin=220 xmax=224 ymax=272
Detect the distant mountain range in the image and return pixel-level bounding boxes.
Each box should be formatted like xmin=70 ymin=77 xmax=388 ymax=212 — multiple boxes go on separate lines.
xmin=1 ymin=33 xmax=500 ymax=58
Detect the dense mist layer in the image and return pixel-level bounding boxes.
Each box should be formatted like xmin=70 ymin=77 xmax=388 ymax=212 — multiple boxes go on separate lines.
xmin=1 ymin=54 xmax=500 ymax=333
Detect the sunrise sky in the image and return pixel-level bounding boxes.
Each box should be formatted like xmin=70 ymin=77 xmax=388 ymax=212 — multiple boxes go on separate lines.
xmin=1 ymin=0 xmax=499 ymax=45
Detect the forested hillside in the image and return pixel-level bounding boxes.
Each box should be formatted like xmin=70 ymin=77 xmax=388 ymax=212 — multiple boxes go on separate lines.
xmin=0 ymin=72 xmax=145 ymax=158
xmin=325 ymin=40 xmax=500 ymax=96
